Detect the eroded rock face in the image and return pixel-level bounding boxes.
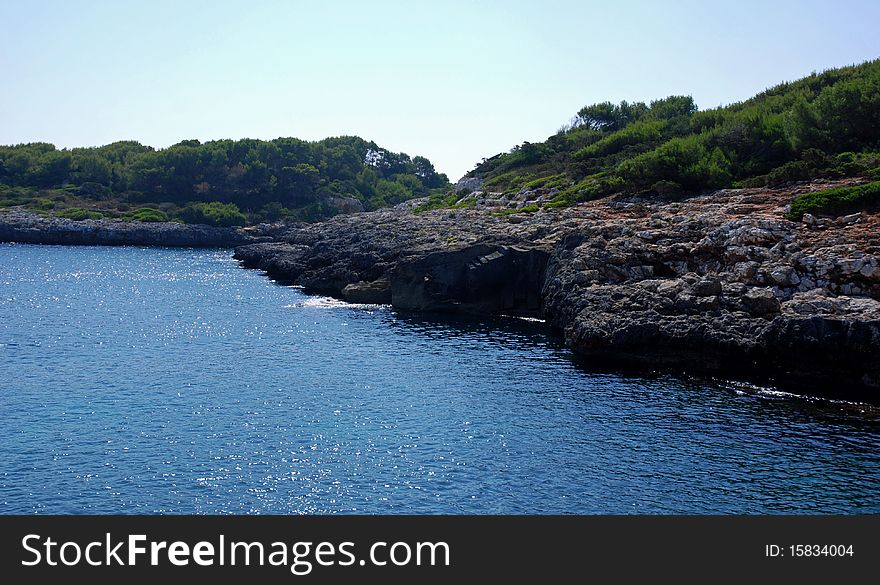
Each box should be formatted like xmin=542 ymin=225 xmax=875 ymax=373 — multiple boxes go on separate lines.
xmin=540 ymin=188 xmax=880 ymax=392
xmin=454 ymin=176 xmax=483 ymax=194
xmin=342 ymin=279 xmax=391 ymax=304
xmin=233 ymin=207 xmax=555 ymax=314
xmin=392 ymin=245 xmax=549 ymax=314
xmin=232 ymin=198 xmax=563 ymax=300
xmin=233 ymin=242 xmax=311 ymax=283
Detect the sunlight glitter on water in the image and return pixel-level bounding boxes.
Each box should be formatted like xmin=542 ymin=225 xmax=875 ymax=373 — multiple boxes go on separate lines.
xmin=1 ymin=243 xmax=878 ymax=514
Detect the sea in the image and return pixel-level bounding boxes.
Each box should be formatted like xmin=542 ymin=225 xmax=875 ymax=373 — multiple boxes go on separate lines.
xmin=1 ymin=243 xmax=877 ymax=514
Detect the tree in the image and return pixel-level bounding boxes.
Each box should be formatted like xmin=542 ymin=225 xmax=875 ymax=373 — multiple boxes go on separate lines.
xmin=72 ymin=154 xmax=112 ymax=187
xmin=649 ymin=95 xmax=697 ymax=120
xmin=281 ymin=163 xmax=320 ymax=205
xmin=577 ymin=101 xmax=619 ymax=131
xmin=412 ymin=155 xmax=440 ymax=187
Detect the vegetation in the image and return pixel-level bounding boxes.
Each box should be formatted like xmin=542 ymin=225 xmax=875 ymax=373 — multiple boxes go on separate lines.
xmin=122 ymin=207 xmax=168 ymax=222
xmin=176 ymin=202 xmax=247 ymax=227
xmin=3 ymin=59 xmax=878 ymax=222
xmin=415 ymin=191 xmax=477 ymax=212
xmin=496 ymin=204 xmax=540 ymax=216
xmin=0 ymin=136 xmax=448 ymax=224
xmin=468 ymin=59 xmax=880 ymax=208
xmin=54 ymin=208 xmax=103 ymax=221
xmin=787 ymin=181 xmax=880 ymax=220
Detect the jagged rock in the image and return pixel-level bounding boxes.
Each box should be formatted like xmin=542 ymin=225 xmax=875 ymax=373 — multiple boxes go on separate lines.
xmin=454 ymin=176 xmax=483 ymax=194
xmin=742 ymin=287 xmax=782 ymax=315
xmin=692 ymin=277 xmax=723 ymax=297
xmin=342 ymin=279 xmax=392 ymax=304
xmin=229 ymin=186 xmax=879 ymax=391
xmin=329 ymin=197 xmax=365 ymax=214
xmin=391 ymin=244 xmax=550 ymax=315
xmin=657 ymin=279 xmax=685 ymax=296
xmin=837 ymin=212 xmax=862 ymax=225
xmin=233 ymin=242 xmax=311 ymax=283
xmin=769 ymin=266 xmax=800 ymax=287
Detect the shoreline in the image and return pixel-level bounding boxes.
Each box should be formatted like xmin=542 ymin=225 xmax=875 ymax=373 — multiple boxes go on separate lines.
xmin=0 ymin=209 xmax=280 ymax=248
xmin=3 ymin=187 xmax=879 ymax=397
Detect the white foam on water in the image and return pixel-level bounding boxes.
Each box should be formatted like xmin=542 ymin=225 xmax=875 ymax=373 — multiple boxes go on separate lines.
xmin=284 ymin=296 xmax=388 ymax=311
xmin=502 ymin=315 xmax=546 ymax=323
xmin=727 ymin=380 xmax=876 ymax=410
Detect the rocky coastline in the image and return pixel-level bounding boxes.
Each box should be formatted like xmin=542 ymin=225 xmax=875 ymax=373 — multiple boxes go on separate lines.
xmin=0 ymin=209 xmax=278 ymax=247
xmin=2 ymin=182 xmax=878 ymax=396
xmin=232 ymin=180 xmax=880 ymax=395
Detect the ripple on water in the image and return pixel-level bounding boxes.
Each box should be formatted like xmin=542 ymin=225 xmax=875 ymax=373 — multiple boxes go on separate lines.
xmin=0 ymin=243 xmax=878 ymax=514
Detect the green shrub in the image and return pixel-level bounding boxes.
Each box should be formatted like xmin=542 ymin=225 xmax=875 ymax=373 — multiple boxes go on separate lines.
xmin=524 ymin=173 xmax=568 ymax=189
xmin=651 ymin=180 xmax=684 ymax=197
xmin=482 ymin=171 xmax=535 ymax=191
xmin=617 ymin=136 xmax=732 ymax=191
xmin=543 ymin=199 xmax=571 ymax=209
xmin=496 ymin=204 xmax=540 ymax=216
xmin=123 ymin=207 xmax=168 ymax=222
xmin=735 ymin=175 xmax=769 ymax=188
xmin=258 ymin=202 xmax=290 ymax=222
xmin=0 ymin=137 xmax=447 ymax=223
xmin=471 ymin=59 xmax=880 ymax=202
xmin=55 ymin=208 xmax=103 ymax=221
xmin=786 ymin=181 xmax=880 ymax=219
xmin=415 ymin=189 xmax=478 ymax=212
xmin=176 ymin=201 xmax=246 ymax=226
xmin=573 ymin=119 xmax=665 ymax=160
xmin=766 ymin=160 xmax=815 ymax=186
xmin=77 ymin=181 xmax=112 ymax=198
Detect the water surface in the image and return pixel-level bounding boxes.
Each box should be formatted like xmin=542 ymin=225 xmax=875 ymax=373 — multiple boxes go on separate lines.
xmin=1 ymin=244 xmax=877 ymax=513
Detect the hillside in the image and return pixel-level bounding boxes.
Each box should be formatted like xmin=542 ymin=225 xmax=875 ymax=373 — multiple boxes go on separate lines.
xmin=447 ymin=59 xmax=879 ymax=213
xmin=0 ymin=136 xmax=449 ymax=225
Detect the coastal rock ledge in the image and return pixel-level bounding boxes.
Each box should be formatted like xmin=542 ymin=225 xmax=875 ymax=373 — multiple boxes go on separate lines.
xmin=0 ymin=210 xmax=276 ymax=247
xmin=233 ymin=183 xmax=880 ymax=394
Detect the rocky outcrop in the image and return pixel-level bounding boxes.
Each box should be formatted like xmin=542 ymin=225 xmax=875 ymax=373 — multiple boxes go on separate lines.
xmin=233 ymin=180 xmax=880 ymax=394
xmin=454 ymin=176 xmax=483 ymax=194
xmin=391 ymin=244 xmax=549 ymax=314
xmin=233 ymin=202 xmax=564 ymax=311
xmin=0 ymin=210 xmax=277 ymax=247
xmin=541 ymin=211 xmax=880 ymax=392
xmin=342 ymin=279 xmax=392 ymax=304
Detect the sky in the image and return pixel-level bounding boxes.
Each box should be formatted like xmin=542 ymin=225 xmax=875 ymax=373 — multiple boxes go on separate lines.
xmin=1 ymin=1 xmax=878 ymax=181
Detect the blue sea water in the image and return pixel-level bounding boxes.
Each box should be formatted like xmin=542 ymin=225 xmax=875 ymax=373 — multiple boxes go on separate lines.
xmin=0 ymin=243 xmax=877 ymax=514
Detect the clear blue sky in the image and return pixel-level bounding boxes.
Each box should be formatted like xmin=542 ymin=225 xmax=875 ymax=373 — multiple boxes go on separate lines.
xmin=1 ymin=0 xmax=878 ymax=180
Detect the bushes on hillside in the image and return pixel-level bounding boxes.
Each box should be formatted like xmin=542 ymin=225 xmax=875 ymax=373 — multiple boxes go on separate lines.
xmin=787 ymin=181 xmax=880 ymax=219
xmin=467 ymin=58 xmax=880 ymax=202
xmin=55 ymin=208 xmax=103 ymax=221
xmin=617 ymin=137 xmax=732 ymax=192
xmin=176 ymin=202 xmax=247 ymax=227
xmin=123 ymin=207 xmax=168 ymax=222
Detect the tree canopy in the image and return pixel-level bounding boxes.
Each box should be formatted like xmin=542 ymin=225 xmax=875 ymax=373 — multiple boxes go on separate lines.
xmin=0 ymin=136 xmax=449 ymax=223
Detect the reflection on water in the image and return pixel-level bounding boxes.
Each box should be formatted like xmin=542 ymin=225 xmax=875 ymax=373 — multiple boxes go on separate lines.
xmin=0 ymin=243 xmax=878 ymax=514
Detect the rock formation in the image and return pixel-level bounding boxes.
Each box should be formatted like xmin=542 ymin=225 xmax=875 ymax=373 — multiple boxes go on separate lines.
xmin=232 ymin=180 xmax=880 ymax=394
